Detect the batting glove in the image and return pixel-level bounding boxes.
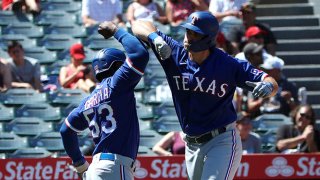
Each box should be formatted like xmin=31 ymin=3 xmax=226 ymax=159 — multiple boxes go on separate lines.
xmin=148 ymin=32 xmax=172 ymax=60
xmin=246 ymin=81 xmax=274 ymax=98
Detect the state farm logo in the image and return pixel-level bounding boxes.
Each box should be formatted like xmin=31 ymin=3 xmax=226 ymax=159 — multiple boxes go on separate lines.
xmin=134 ymin=159 xmax=188 ymax=179
xmin=265 ymin=157 xmax=294 ymax=177
xmin=134 ymin=160 xmax=148 ymax=179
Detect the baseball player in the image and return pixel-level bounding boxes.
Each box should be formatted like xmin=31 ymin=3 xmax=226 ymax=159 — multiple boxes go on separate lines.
xmin=60 ymin=21 xmax=149 ymax=180
xmin=132 ymin=11 xmax=278 ymax=180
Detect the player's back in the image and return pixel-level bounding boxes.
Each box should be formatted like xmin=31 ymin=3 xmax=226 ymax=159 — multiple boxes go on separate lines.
xmin=78 ymin=77 xmax=139 ymax=160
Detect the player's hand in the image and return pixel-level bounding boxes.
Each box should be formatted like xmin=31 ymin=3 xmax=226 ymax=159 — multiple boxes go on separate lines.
xmin=246 ymin=81 xmax=274 ymax=99
xmin=98 ymin=21 xmax=118 ymax=39
xmin=153 ymin=36 xmax=172 ymax=60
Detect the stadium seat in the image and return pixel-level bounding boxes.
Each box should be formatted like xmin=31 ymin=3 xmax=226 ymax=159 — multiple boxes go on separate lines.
xmin=139 ymin=119 xmax=151 ymax=130
xmin=261 ymin=143 xmax=276 ymax=153
xmin=41 ymin=0 xmax=81 ymax=13
xmin=2 ymin=22 xmax=44 ymax=38
xmin=0 ymin=104 xmax=15 ymax=122
xmin=44 ymin=23 xmax=87 ymax=38
xmin=138 ymin=146 xmax=157 ymax=156
xmin=0 ymin=132 xmax=28 ymax=153
xmin=152 ymin=115 xmax=181 ymax=134
xmin=253 ymin=113 xmax=292 ymax=132
xmin=38 ymin=34 xmax=80 ymax=51
xmin=59 ymin=103 xmax=78 ymax=119
xmin=136 ymin=102 xmax=154 ymax=120
xmin=141 ymin=88 xmax=162 ymax=105
xmin=5 ymin=117 xmax=54 ymax=136
xmin=144 ymin=74 xmax=167 ymax=89
xmin=0 ymin=11 xmax=29 ymax=26
xmin=84 ymin=35 xmax=124 ymax=51
xmin=253 ymin=128 xmax=277 ymax=145
xmin=24 ymin=47 xmax=58 ymax=65
xmin=33 ymin=10 xmax=76 ymax=26
xmin=48 ymin=89 xmax=88 ymax=106
xmin=0 ymin=89 xmax=47 ymax=106
xmin=29 ymin=132 xmax=65 ymax=151
xmin=153 ymin=101 xmax=176 ymax=117
xmin=0 ymin=34 xmax=37 ymax=49
xmin=15 ymin=103 xmax=61 ymax=122
xmin=58 ymin=47 xmax=96 ymax=64
xmin=8 ymin=147 xmax=52 ymax=158
xmin=139 ymin=129 xmax=163 ymax=148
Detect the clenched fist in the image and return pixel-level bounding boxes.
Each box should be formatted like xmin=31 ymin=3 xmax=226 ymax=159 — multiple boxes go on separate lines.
xmin=98 ymin=21 xmax=118 ymax=39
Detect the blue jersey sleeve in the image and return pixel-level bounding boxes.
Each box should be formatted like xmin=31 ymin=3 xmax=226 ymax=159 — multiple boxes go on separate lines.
xmin=109 ymin=28 xmax=149 ymax=91
xmin=234 ymin=58 xmax=268 ymax=90
xmin=64 ymin=104 xmax=89 ymax=133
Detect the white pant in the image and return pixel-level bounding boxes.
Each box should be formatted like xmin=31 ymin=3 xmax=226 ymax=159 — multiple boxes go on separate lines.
xmin=185 ymin=122 xmax=242 ymax=180
xmin=83 ymin=153 xmax=135 ymax=180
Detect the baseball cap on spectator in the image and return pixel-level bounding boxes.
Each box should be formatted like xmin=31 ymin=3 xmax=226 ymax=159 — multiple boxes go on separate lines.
xmin=70 ymin=43 xmax=85 ymax=60
xmin=243 ymin=42 xmax=263 ymax=55
xmin=245 ymin=26 xmax=265 ymax=38
xmin=241 ymin=2 xmax=256 ymax=13
xmin=260 ymin=56 xmax=285 ymax=70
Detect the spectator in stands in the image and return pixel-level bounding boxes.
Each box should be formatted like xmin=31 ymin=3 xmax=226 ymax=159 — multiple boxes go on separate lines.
xmin=81 ymin=0 xmax=125 ymax=28
xmin=237 ymin=42 xmax=264 ymax=116
xmin=216 ymin=31 xmax=238 ymax=56
xmin=6 ymin=40 xmax=42 ymax=91
xmin=235 ymin=26 xmax=273 ymax=62
xmin=59 ymin=43 xmax=96 ymax=93
xmin=152 ymin=131 xmax=185 ymax=155
xmin=126 ymin=0 xmax=168 ymax=26
xmin=209 ymin=0 xmax=247 ymax=40
xmin=259 ymin=56 xmax=299 ymax=116
xmin=165 ymin=0 xmax=208 ymax=27
xmin=0 ymin=58 xmax=12 ymax=92
xmin=243 ymin=42 xmax=263 ymax=67
xmin=276 ymin=104 xmax=320 ymax=153
xmin=236 ymin=112 xmax=261 ymax=154
xmin=2 ymin=0 xmax=41 ymax=15
xmin=229 ymin=2 xmax=277 ymax=55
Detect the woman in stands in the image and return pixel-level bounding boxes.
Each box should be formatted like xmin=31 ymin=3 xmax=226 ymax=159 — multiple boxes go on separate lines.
xmin=276 ymin=104 xmax=320 ymax=153
xmin=152 ymin=131 xmax=185 ymax=155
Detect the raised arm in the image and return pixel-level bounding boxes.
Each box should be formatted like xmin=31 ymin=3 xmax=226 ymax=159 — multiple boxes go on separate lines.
xmin=131 ymin=20 xmax=172 ymax=60
xmin=131 ymin=20 xmax=157 ymax=42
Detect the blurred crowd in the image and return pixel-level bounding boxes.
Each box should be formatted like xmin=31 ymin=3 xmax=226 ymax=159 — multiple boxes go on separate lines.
xmin=0 ymin=0 xmax=319 ymax=156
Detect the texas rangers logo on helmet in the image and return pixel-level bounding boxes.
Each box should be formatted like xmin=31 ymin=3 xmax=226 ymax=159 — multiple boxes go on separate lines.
xmin=191 ymin=16 xmax=199 ymax=25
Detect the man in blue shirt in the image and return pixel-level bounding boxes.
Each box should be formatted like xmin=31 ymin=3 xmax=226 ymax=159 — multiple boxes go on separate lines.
xmin=132 ymin=11 xmax=278 ymax=180
xmin=60 ymin=21 xmax=149 ymax=180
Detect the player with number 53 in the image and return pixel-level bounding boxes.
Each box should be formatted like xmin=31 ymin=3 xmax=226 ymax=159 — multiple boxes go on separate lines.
xmin=60 ymin=21 xmax=149 ymax=180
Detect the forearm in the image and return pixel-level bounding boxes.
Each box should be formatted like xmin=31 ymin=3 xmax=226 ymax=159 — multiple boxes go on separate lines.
xmin=114 ymin=28 xmax=149 ymax=62
xmin=276 ymin=135 xmax=305 ymax=151
xmin=60 ymin=123 xmax=85 ymax=164
xmin=152 ymin=146 xmax=172 ymax=156
xmin=131 ymin=20 xmax=157 ymax=42
xmin=263 ymin=76 xmax=278 ymax=97
xmin=307 ymin=139 xmax=319 ymax=152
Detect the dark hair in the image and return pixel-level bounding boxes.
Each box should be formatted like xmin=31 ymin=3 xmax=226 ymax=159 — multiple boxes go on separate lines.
xmin=7 ymin=40 xmax=23 ymax=52
xmin=290 ymin=104 xmax=316 ymax=125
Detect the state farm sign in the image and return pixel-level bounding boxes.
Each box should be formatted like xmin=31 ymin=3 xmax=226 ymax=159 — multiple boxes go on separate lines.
xmin=0 ymin=159 xmax=79 ymax=180
xmin=0 ymin=154 xmax=320 ymax=180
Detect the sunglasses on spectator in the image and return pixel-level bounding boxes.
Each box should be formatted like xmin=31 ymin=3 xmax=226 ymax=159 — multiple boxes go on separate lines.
xmin=300 ymin=113 xmax=312 ymax=120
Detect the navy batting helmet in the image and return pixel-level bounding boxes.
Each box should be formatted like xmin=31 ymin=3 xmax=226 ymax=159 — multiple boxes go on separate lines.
xmin=92 ymin=48 xmax=126 ymax=82
xmin=181 ymin=11 xmax=219 ymax=52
